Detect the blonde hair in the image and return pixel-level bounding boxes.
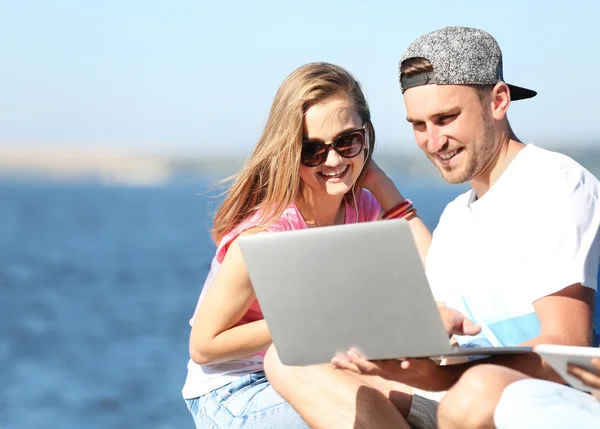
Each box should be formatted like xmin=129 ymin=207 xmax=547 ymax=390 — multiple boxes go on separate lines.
xmin=211 ymin=62 xmax=375 ymax=243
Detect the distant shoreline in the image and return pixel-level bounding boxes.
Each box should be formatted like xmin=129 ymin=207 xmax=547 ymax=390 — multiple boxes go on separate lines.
xmin=1 ymin=142 xmax=599 ymax=187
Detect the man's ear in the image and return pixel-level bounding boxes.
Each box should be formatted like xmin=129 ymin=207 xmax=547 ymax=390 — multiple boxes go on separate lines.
xmin=491 ymin=82 xmax=510 ymax=120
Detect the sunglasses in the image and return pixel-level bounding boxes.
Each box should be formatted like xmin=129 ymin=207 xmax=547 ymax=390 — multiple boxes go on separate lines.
xmin=301 ymin=127 xmax=367 ymax=167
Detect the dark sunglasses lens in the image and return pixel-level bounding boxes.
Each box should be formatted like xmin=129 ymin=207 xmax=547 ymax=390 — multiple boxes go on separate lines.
xmin=301 ymin=142 xmax=327 ymax=167
xmin=335 ymin=132 xmax=364 ymax=158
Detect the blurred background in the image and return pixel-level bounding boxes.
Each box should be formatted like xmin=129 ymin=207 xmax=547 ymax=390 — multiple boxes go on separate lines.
xmin=1 ymin=1 xmax=599 ymax=428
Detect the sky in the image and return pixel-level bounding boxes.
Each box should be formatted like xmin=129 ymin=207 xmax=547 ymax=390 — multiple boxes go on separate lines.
xmin=1 ymin=0 xmax=598 ymax=155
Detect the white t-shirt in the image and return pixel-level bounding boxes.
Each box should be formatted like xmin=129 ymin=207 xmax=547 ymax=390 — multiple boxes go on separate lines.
xmin=426 ymin=144 xmax=600 ymax=347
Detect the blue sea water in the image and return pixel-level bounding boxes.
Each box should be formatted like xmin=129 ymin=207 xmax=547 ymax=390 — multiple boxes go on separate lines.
xmin=0 ymin=176 xmax=467 ymax=429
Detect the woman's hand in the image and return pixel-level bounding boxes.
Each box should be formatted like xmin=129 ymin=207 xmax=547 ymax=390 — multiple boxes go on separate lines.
xmin=361 ymin=159 xmax=389 ymax=192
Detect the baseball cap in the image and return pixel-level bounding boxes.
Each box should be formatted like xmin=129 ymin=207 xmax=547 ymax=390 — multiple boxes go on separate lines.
xmin=399 ymin=26 xmax=537 ymax=101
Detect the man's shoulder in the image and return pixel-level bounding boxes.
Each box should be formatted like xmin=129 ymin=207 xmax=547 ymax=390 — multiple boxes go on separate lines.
xmin=520 ymin=144 xmax=600 ymax=199
xmin=524 ymin=145 xmax=599 ymax=182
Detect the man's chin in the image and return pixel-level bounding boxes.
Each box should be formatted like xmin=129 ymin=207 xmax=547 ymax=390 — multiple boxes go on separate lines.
xmin=438 ymin=167 xmax=470 ymax=185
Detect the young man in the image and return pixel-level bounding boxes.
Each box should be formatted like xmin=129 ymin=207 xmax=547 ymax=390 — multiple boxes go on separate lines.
xmin=264 ymin=26 xmax=600 ymax=429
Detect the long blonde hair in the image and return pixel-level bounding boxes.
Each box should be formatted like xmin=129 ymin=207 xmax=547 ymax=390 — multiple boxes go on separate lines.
xmin=211 ymin=62 xmax=375 ymax=243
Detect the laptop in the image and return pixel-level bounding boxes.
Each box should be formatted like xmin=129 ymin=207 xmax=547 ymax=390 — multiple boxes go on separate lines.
xmin=238 ymin=219 xmax=532 ymax=366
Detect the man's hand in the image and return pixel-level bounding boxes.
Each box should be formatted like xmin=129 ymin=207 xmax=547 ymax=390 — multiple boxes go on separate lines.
xmin=330 ymin=307 xmax=480 ymax=391
xmin=567 ymin=357 xmax=600 ymax=399
xmin=438 ymin=305 xmax=481 ymax=336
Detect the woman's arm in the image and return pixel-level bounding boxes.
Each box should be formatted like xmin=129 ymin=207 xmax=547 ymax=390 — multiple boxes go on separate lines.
xmin=189 ymin=236 xmax=271 ymax=365
xmin=362 ymin=160 xmax=432 ymax=265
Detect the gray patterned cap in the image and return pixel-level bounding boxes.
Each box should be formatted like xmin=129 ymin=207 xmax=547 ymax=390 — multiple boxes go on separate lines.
xmin=400 ymin=26 xmax=536 ymax=101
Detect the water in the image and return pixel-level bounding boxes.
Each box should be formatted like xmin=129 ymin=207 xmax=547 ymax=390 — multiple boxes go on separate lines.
xmin=0 ymin=177 xmax=467 ymax=429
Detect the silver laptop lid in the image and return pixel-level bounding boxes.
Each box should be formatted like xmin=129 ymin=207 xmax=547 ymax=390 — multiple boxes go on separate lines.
xmin=238 ymin=219 xmax=453 ymax=365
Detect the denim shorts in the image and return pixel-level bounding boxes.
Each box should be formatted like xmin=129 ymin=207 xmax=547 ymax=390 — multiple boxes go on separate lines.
xmin=185 ymin=371 xmax=309 ymax=429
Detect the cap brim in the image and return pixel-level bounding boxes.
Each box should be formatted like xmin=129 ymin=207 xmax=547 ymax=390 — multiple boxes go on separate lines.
xmin=507 ymin=84 xmax=537 ymax=101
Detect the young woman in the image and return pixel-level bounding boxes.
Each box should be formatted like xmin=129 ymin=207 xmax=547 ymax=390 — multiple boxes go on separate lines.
xmin=182 ymin=62 xmax=431 ymax=428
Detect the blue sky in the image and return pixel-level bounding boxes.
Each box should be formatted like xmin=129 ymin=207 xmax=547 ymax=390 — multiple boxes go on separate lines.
xmin=1 ymin=0 xmax=598 ymax=154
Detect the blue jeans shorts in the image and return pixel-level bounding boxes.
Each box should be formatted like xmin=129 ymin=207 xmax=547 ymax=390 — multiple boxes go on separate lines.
xmin=185 ymin=371 xmax=309 ymax=429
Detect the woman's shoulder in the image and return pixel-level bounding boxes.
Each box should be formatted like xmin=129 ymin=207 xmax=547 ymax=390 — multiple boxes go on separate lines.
xmin=264 ymin=204 xmax=305 ymax=232
xmin=215 ymin=204 xmax=302 ymax=261
xmin=358 ymin=188 xmax=378 ymax=205
xmin=356 ymin=188 xmax=381 ymax=221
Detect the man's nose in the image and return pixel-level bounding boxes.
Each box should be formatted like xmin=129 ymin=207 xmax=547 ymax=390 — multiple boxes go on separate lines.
xmin=426 ymin=125 xmax=448 ymax=153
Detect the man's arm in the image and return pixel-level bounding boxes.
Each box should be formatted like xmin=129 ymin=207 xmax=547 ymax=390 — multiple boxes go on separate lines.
xmin=492 ymin=283 xmax=595 ymax=382
xmin=445 ymin=283 xmax=594 ymax=384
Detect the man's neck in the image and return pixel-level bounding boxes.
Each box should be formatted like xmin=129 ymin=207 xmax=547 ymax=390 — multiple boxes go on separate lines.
xmin=470 ymin=135 xmax=525 ymax=199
